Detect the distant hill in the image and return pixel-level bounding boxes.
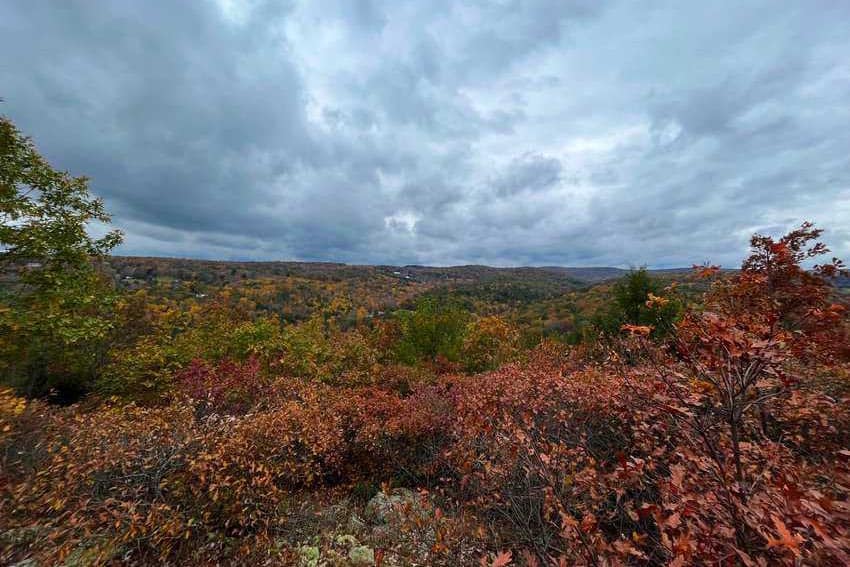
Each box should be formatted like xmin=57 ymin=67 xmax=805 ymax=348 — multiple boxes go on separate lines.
xmin=103 ymin=256 xmax=848 ymax=290
xmin=105 ymin=256 xmax=684 ymax=287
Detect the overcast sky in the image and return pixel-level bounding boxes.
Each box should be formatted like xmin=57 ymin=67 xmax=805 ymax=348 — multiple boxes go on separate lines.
xmin=2 ymin=1 xmax=849 ymax=267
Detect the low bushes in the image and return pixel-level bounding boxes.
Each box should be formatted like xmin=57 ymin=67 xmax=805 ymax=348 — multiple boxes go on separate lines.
xmin=3 ymin=345 xmax=849 ymax=564
xmin=0 ymin=372 xmax=456 ymax=564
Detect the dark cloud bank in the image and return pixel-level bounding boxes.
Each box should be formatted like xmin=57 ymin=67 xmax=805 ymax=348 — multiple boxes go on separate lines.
xmin=2 ymin=0 xmax=849 ymax=267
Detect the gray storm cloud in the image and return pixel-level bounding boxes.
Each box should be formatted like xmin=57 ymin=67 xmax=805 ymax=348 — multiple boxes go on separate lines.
xmin=1 ymin=0 xmax=848 ymax=267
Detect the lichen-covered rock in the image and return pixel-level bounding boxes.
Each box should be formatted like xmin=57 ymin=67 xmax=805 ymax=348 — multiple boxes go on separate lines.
xmin=348 ymin=545 xmax=374 ymax=565
xmin=363 ymin=488 xmax=418 ymax=525
xmin=297 ymin=545 xmax=320 ymax=567
xmin=335 ymin=533 xmax=358 ymax=547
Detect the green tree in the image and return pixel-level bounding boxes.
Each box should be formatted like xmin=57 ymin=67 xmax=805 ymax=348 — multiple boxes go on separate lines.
xmin=0 ymin=115 xmax=123 ymax=399
xmin=394 ymin=297 xmax=470 ymax=364
xmin=593 ymin=268 xmax=681 ymax=339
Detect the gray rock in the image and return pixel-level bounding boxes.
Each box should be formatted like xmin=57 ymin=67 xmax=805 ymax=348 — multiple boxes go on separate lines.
xmin=348 ymin=545 xmax=375 ymax=565
xmin=363 ymin=488 xmax=419 ymax=525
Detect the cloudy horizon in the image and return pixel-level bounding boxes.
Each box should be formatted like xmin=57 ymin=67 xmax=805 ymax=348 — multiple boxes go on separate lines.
xmin=2 ymin=1 xmax=849 ymax=268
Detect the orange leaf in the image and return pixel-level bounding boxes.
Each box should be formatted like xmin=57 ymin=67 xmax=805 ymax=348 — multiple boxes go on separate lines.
xmin=490 ymin=550 xmax=513 ymax=567
xmin=621 ymin=324 xmax=653 ymax=336
xmin=766 ymin=516 xmax=803 ymax=557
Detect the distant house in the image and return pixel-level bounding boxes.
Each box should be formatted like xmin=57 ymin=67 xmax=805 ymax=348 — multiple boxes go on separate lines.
xmin=25 ymin=262 xmax=42 ymax=269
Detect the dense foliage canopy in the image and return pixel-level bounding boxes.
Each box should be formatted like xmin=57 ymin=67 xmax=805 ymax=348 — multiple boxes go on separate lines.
xmin=0 ymin=115 xmax=122 ymax=399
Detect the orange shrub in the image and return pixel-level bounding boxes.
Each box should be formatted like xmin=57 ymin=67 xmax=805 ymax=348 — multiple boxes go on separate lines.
xmin=0 ymin=377 xmax=455 ymax=564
